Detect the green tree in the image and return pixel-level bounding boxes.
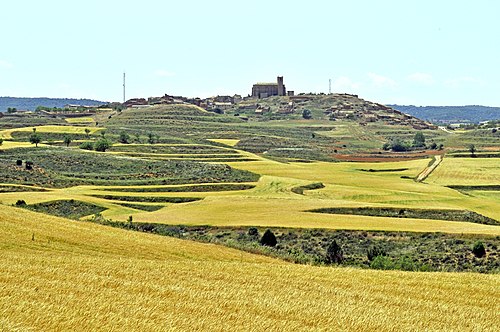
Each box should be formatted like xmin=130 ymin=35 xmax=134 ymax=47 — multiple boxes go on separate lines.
xmin=94 ymin=138 xmax=111 ymax=152
xmin=260 ymin=229 xmax=277 ymax=247
xmin=0 ymin=137 xmax=3 ymax=146
xmin=412 ymin=132 xmax=426 ymax=148
xmin=326 ymin=240 xmax=343 ymax=264
xmin=302 ymin=109 xmax=312 ymax=119
xmin=29 ymin=133 xmax=41 ymax=147
xmin=119 ymin=132 xmax=130 ymax=144
xmin=472 ymin=241 xmax=486 ymax=258
xmin=63 ymin=135 xmax=72 ymax=147
xmin=468 ymin=144 xmax=476 ymax=156
xmin=84 ymin=128 xmax=91 ymax=138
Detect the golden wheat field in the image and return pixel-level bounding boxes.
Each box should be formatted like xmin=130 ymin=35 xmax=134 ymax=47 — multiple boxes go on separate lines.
xmin=0 ymin=205 xmax=499 ymax=331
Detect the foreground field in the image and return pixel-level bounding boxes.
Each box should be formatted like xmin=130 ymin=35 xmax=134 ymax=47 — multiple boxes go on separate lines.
xmin=1 ymin=206 xmax=498 ymax=331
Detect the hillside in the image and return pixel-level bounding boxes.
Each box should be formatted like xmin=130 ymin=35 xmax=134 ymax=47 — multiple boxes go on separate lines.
xmin=389 ymin=104 xmax=500 ymax=124
xmin=1 ymin=205 xmax=498 ymax=331
xmin=0 ymin=97 xmax=106 ymax=112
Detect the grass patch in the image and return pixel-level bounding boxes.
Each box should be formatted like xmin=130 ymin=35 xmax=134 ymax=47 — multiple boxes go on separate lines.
xmin=100 ymin=183 xmax=256 ymax=193
xmin=91 ymin=195 xmax=202 ymax=204
xmin=447 ymin=185 xmax=500 ymax=191
xmin=22 ymin=199 xmax=106 ymax=219
xmin=0 ymin=185 xmax=48 ymax=193
xmin=291 ymin=182 xmax=325 ymax=195
xmin=116 ymin=202 xmax=166 ymax=212
xmin=308 ymin=207 xmax=499 ymax=226
xmin=358 ymin=168 xmax=410 ymax=173
xmin=94 ymin=220 xmax=500 ymax=273
xmin=0 ymin=147 xmax=259 ymax=187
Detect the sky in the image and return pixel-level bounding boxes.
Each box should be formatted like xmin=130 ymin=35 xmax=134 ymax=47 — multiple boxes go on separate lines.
xmin=1 ymin=0 xmax=499 ymax=106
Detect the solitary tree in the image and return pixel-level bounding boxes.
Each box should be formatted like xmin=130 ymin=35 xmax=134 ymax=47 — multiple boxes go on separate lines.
xmin=260 ymin=229 xmax=277 ymax=247
xmin=326 ymin=240 xmax=343 ymax=264
xmin=468 ymin=144 xmax=476 ymax=157
xmin=302 ymin=109 xmax=312 ymax=119
xmin=94 ymin=138 xmax=111 ymax=152
xmin=29 ymin=133 xmax=41 ymax=147
xmin=0 ymin=137 xmax=3 ymax=146
xmin=84 ymin=128 xmax=91 ymax=138
xmin=63 ymin=135 xmax=72 ymax=147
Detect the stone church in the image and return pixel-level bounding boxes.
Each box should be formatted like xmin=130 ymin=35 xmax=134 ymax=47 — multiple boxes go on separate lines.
xmin=252 ymin=76 xmax=286 ymax=98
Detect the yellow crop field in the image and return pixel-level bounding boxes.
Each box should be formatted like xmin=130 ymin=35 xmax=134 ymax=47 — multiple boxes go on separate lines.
xmin=427 ymin=158 xmax=500 ymax=185
xmin=208 ymin=138 xmax=240 ymax=146
xmin=64 ymin=116 xmax=95 ymax=124
xmin=0 ymin=125 xmax=101 ymax=139
xmin=1 ymin=206 xmax=498 ymax=331
xmin=0 ymin=141 xmax=47 ymax=149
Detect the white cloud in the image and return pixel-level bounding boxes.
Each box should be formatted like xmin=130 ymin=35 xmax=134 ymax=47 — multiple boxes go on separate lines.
xmin=444 ymin=76 xmax=483 ymax=88
xmin=331 ymin=76 xmax=361 ymax=93
xmin=408 ymin=72 xmax=434 ymax=85
xmin=0 ymin=59 xmax=13 ymax=69
xmin=155 ymin=69 xmax=175 ymax=77
xmin=368 ymin=72 xmax=397 ymax=88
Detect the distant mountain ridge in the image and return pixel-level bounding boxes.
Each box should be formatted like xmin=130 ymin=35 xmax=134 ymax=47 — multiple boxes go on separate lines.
xmin=388 ymin=105 xmax=500 ymax=124
xmin=0 ymin=97 xmax=106 ymax=112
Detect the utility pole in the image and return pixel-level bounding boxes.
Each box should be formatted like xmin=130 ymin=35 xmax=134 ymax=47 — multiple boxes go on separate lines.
xmin=329 ymin=78 xmax=332 ymax=94
xmin=123 ymin=72 xmax=126 ymax=103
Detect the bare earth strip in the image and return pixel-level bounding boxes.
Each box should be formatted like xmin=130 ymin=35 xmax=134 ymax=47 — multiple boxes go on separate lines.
xmin=416 ymin=154 xmax=443 ymax=182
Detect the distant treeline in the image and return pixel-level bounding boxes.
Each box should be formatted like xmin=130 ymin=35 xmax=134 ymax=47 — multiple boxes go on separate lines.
xmin=388 ymin=105 xmax=500 ymax=124
xmin=0 ymin=97 xmax=106 ymax=112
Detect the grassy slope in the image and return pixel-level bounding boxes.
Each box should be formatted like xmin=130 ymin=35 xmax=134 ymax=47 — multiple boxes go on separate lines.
xmin=2 ymin=155 xmax=498 ymax=234
xmin=1 ymin=205 xmax=498 ymax=331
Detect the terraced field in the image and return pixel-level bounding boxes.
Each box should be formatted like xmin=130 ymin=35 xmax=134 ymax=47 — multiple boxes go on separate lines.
xmin=1 ymin=104 xmax=499 ymax=330
xmin=1 ymin=205 xmax=498 ymax=331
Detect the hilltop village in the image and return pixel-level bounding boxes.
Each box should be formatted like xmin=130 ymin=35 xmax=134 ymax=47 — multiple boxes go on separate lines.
xmin=0 ymin=76 xmax=436 ymax=131
xmin=120 ymin=76 xmax=436 ymax=130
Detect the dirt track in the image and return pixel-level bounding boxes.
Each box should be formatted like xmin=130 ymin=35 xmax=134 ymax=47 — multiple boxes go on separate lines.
xmin=416 ymin=155 xmax=443 ymax=182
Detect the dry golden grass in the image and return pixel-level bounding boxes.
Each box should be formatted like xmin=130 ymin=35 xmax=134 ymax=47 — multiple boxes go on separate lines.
xmin=1 ymin=206 xmax=499 ymax=331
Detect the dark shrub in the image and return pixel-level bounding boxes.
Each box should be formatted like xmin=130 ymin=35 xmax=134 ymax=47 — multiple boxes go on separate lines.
xmin=326 ymin=240 xmax=343 ymax=264
xmin=260 ymin=229 xmax=277 ymax=247
xmin=248 ymin=227 xmax=259 ymax=237
xmin=79 ymin=142 xmax=94 ymax=150
xmin=15 ymin=200 xmax=27 ymax=206
xmin=472 ymin=241 xmax=486 ymax=258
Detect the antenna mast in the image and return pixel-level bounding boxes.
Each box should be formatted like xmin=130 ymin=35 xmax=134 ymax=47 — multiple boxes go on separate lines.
xmin=329 ymin=78 xmax=332 ymax=94
xmin=123 ymin=72 xmax=126 ymax=103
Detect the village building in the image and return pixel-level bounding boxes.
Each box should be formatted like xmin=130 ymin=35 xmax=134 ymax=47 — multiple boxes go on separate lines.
xmin=251 ymin=76 xmax=286 ymax=98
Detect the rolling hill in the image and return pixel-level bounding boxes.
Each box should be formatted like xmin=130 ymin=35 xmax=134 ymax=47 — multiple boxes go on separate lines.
xmin=389 ymin=104 xmax=500 ymax=124
xmin=0 ymin=97 xmax=106 ymax=112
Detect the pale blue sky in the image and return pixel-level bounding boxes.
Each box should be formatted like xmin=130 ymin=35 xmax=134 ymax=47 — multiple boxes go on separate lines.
xmin=1 ymin=0 xmax=498 ymax=105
